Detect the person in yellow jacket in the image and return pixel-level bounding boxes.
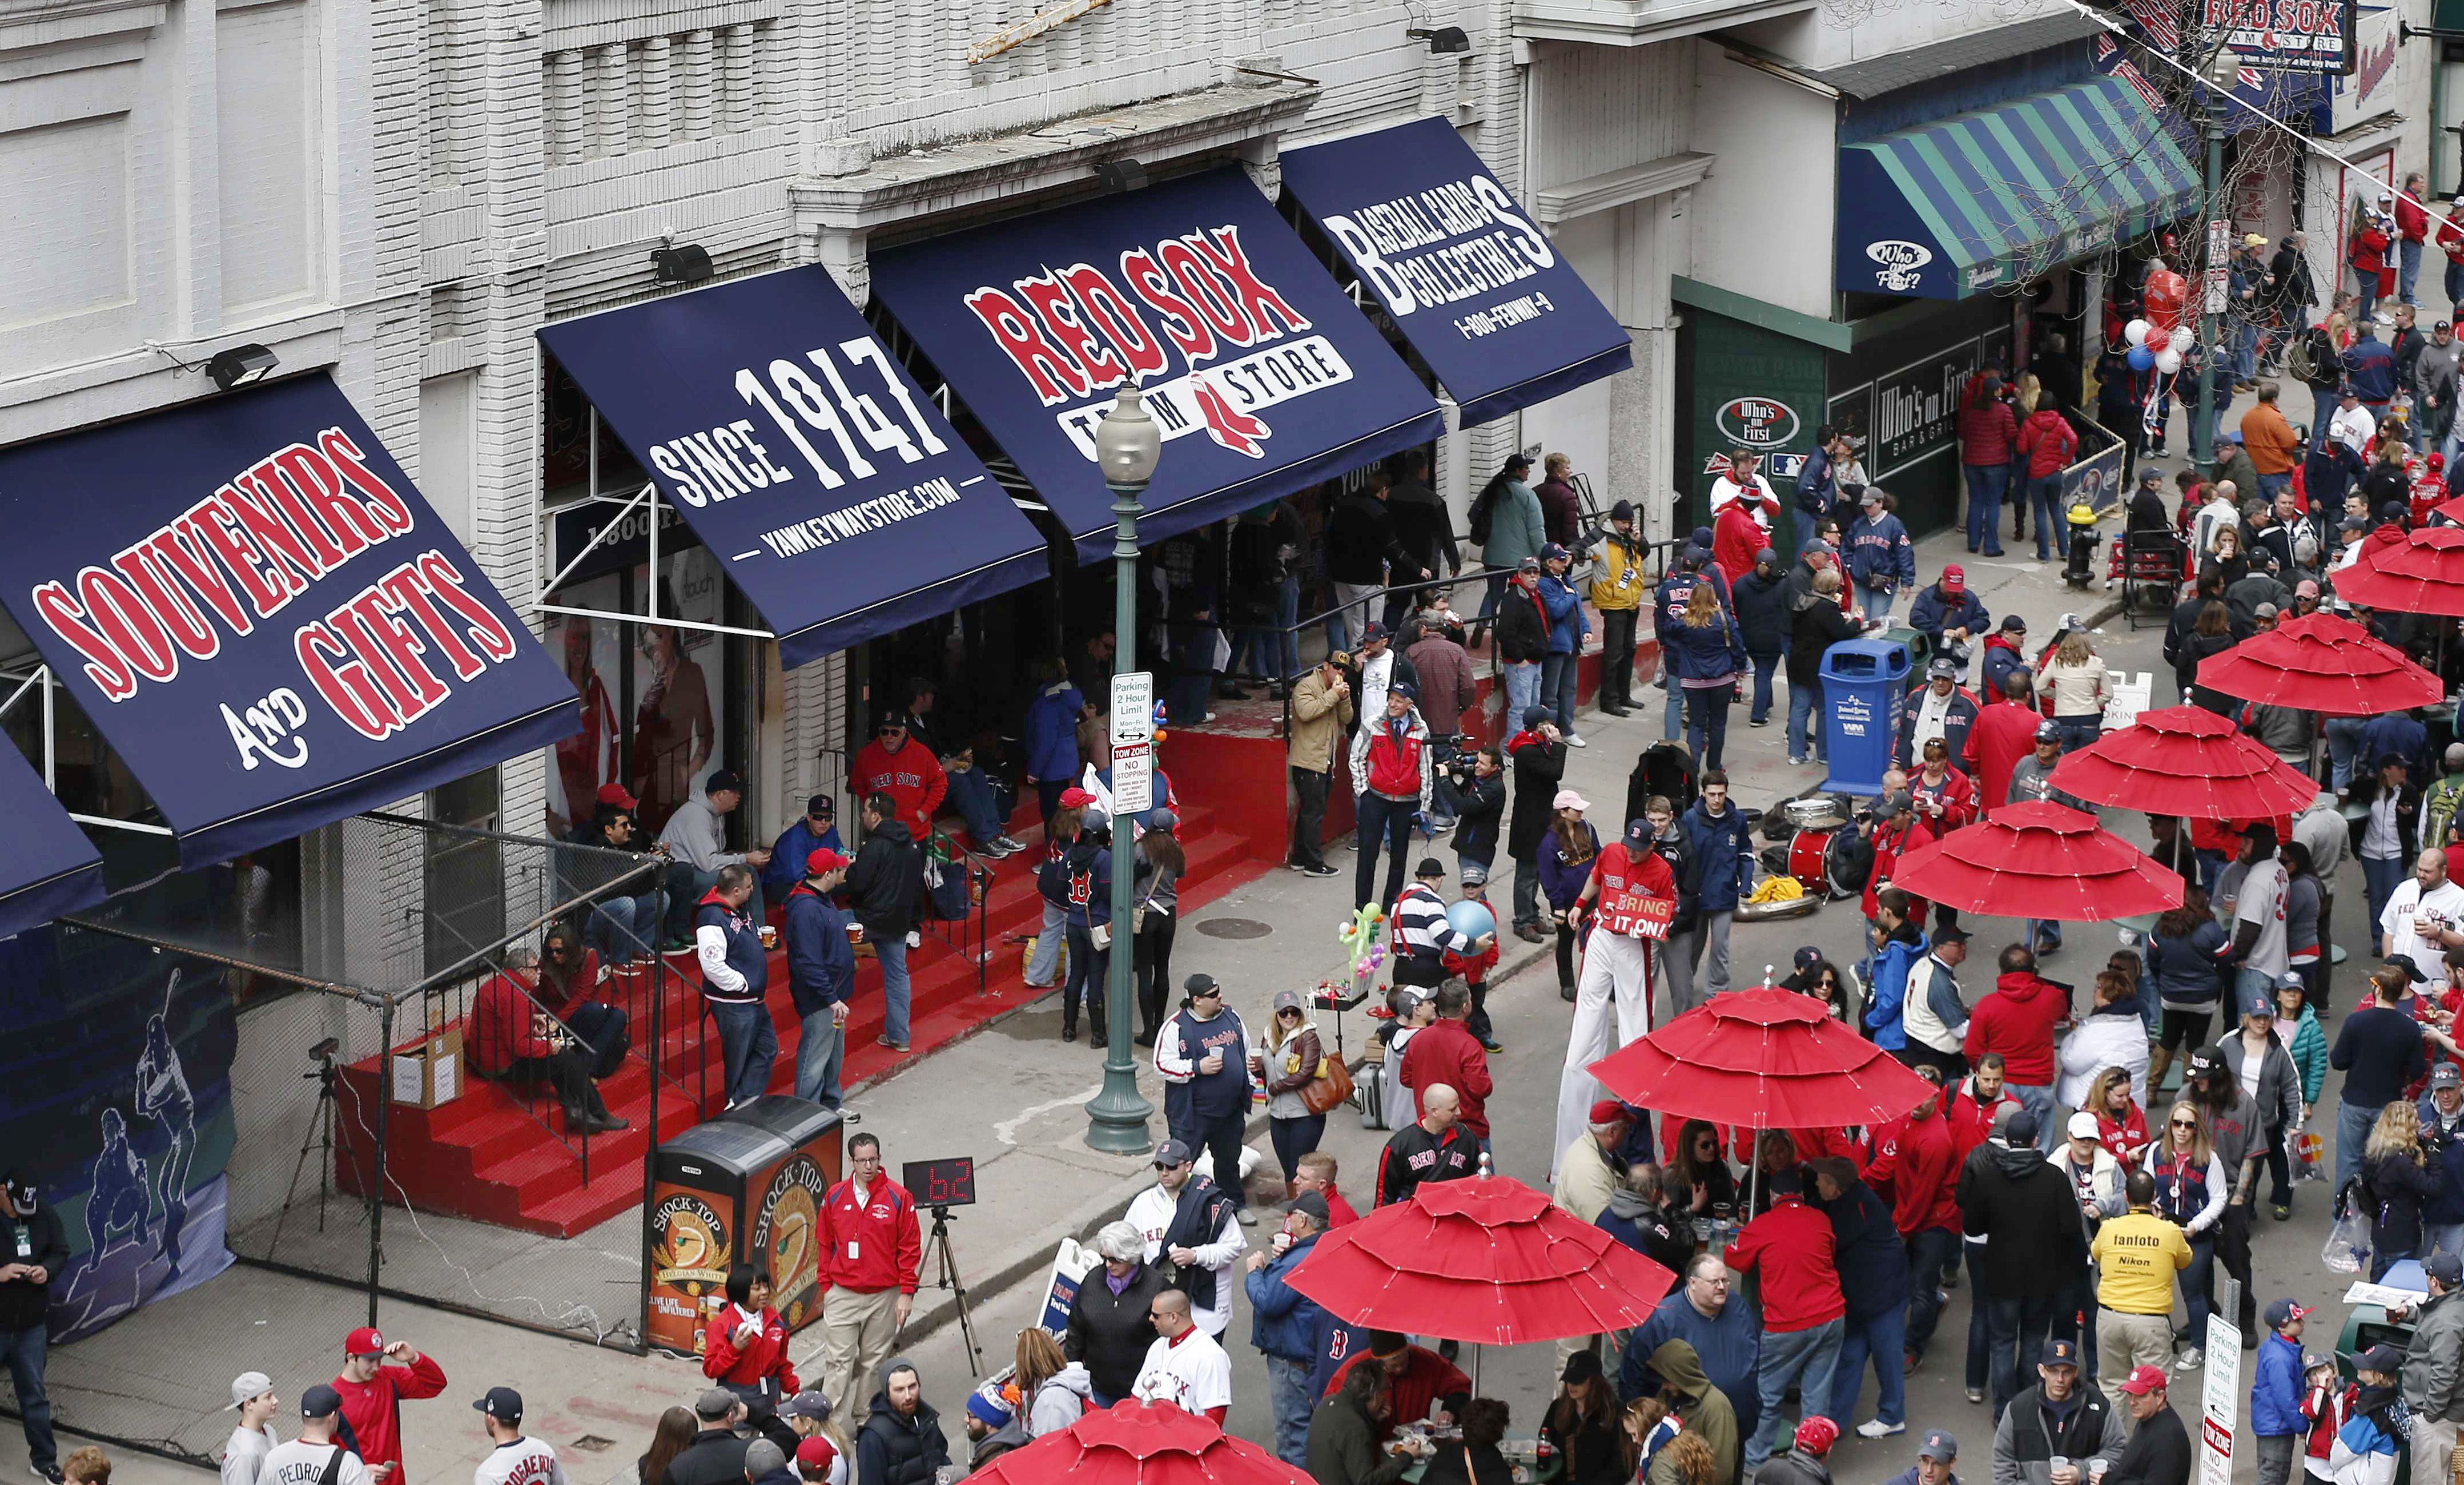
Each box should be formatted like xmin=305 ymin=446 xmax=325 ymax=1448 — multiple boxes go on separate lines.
xmin=2088 ymin=1168 xmax=2193 ymax=1407
xmin=1589 ymin=501 xmax=1649 ymax=717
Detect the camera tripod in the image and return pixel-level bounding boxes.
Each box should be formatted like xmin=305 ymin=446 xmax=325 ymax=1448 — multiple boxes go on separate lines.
xmin=921 ymin=1205 xmax=982 ymax=1376
xmin=266 ymin=1039 xmax=343 ymax=1261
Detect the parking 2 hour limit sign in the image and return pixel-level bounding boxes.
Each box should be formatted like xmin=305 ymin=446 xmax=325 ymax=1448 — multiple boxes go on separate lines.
xmin=1110 ymin=672 xmax=1153 ymax=815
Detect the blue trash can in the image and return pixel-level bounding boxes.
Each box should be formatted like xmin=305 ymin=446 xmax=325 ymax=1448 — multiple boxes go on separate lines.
xmin=1818 ymin=638 xmax=1912 ymax=796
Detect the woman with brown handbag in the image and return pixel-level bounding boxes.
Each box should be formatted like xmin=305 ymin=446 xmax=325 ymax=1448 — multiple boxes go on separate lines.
xmin=1254 ymin=988 xmax=1329 ymax=1196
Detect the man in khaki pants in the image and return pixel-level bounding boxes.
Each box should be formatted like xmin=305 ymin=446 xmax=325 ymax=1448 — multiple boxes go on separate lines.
xmin=815 ymin=1134 xmax=920 ymax=1426
xmin=2087 ymin=1169 xmax=2191 ymax=1407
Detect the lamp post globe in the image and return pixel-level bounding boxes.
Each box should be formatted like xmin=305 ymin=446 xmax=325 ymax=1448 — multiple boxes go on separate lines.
xmin=1086 ymin=385 xmax=1159 ymax=1154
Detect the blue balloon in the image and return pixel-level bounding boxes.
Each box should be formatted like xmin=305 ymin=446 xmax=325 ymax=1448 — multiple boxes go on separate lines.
xmin=2126 ymin=344 xmax=2155 ymax=371
xmin=1446 ymin=899 xmax=1497 ymax=943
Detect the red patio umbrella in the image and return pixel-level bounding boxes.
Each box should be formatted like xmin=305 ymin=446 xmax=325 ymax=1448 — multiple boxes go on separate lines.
xmin=966 ymin=1399 xmax=1307 ymax=1485
xmin=2331 ymin=524 xmax=2464 ymax=617
xmin=2193 ymin=610 xmax=2442 ymax=716
xmin=1884 ymin=800 xmax=2185 ymax=920
xmin=2044 ymin=703 xmax=2319 ymax=820
xmin=1285 ymin=1176 xmax=1675 ymax=1345
xmin=1587 ymin=985 xmax=1938 ymax=1132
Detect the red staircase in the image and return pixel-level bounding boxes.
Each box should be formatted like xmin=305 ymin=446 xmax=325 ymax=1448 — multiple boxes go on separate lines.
xmin=336 ymin=796 xmax=1273 ymax=1237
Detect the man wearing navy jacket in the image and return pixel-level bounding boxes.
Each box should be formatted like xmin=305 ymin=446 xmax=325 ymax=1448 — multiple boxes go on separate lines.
xmin=696 ymin=864 xmax=773 ymax=1109
xmin=1153 ymin=975 xmax=1256 ymax=1224
xmin=785 ymin=849 xmax=856 ymax=1109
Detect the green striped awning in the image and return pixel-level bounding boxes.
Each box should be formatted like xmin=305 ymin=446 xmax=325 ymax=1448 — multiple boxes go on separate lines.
xmin=1838 ymin=77 xmax=2201 ymax=299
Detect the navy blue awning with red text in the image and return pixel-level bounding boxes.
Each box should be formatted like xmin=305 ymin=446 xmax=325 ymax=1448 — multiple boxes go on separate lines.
xmin=0 ymin=375 xmax=581 ymax=871
xmin=0 ymin=746 xmax=103 ymax=939
xmin=1280 ymin=118 xmax=1632 ymax=429
xmin=538 ymin=267 xmax=1050 ymax=667
xmin=870 ymin=168 xmax=1445 ymax=556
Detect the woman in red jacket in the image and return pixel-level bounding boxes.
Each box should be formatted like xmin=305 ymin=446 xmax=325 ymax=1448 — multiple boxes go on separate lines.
xmin=705 ymin=1263 xmax=801 ymax=1411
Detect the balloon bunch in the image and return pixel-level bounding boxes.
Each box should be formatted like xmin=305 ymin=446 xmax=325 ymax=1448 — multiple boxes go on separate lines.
xmin=1337 ymin=902 xmax=1385 ymax=979
xmin=2121 ymin=318 xmax=2194 ymax=376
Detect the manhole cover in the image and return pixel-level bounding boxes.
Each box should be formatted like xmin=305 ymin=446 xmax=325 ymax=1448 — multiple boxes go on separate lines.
xmin=1195 ymin=917 xmax=1273 ymax=940
xmin=570 ymin=1437 xmax=616 ymax=1454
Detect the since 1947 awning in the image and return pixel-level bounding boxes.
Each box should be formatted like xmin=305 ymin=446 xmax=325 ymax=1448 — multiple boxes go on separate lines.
xmin=537 ymin=267 xmax=1051 ymax=667
xmin=1837 ymin=76 xmax=2201 ymax=300
xmin=0 ymin=375 xmax=581 ymax=871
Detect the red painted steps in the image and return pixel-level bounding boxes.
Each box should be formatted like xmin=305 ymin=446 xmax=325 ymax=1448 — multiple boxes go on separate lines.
xmin=337 ymin=798 xmax=1278 ymax=1238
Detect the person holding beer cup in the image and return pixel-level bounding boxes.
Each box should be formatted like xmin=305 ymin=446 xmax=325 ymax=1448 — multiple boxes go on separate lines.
xmin=469 ymin=944 xmax=629 ymax=1133
xmin=786 ymin=848 xmax=859 ymax=1110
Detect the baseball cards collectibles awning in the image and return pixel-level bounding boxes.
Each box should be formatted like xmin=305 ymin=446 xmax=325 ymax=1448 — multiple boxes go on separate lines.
xmin=1280 ymin=116 xmax=1633 ymax=428
xmin=870 ymin=168 xmax=1445 ymax=557
xmin=1837 ymin=77 xmax=2200 ymax=300
xmin=0 ymin=745 xmax=104 ymax=939
xmin=536 ymin=267 xmax=1050 ymax=667
xmin=0 ymin=375 xmax=581 ymax=870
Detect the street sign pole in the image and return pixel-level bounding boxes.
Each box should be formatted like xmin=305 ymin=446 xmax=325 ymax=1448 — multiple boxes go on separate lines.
xmin=1084 ymin=498 xmax=1156 ymax=1153
xmin=2200 ymin=1274 xmax=2244 ymax=1485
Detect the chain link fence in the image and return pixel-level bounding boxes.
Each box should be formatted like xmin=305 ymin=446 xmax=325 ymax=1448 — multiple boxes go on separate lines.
xmin=19 ymin=813 xmax=718 ymax=1466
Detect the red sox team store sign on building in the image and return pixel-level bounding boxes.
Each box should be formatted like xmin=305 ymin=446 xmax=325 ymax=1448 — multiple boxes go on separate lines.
xmin=870 ymin=168 xmax=1445 ymax=555
xmin=0 ymin=375 xmax=578 ymax=870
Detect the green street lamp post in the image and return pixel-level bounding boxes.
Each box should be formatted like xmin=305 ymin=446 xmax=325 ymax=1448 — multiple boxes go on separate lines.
xmin=1086 ymin=386 xmax=1160 ymax=1154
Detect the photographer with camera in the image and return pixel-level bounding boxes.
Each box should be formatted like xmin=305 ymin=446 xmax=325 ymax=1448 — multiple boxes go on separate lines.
xmin=1449 ymin=747 xmax=1505 ymax=886
xmin=469 ymin=945 xmax=626 ymax=1134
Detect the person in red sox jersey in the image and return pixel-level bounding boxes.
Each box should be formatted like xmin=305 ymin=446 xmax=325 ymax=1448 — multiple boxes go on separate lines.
xmin=1553 ymin=818 xmax=1677 ymax=1172
xmin=331 ymin=1328 xmax=447 ymax=1484
xmin=469 ymin=1387 xmax=568 ymax=1485
xmin=850 ymin=718 xmax=946 ymax=839
xmin=814 ymin=1135 xmax=921 ymax=1429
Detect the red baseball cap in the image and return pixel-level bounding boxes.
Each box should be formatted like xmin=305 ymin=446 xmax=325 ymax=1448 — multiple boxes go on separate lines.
xmin=344 ymin=1326 xmax=385 ymax=1357
xmin=795 ymin=1438 xmax=840 ymax=1478
xmin=2118 ymin=1364 xmax=2169 ymax=1396
xmin=596 ymin=783 xmax=638 ymax=810
xmin=1587 ymin=1100 xmax=1630 ymax=1128
xmin=1059 ymin=787 xmax=1098 ymax=808
xmin=804 ymin=848 xmax=850 ymax=876
xmin=1794 ymin=1418 xmax=1841 ymax=1456
xmin=1941 ymin=565 xmax=1966 ymax=593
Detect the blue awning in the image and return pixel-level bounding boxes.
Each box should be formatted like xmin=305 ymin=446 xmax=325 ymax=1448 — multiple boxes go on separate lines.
xmin=870 ymin=168 xmax=1445 ymax=557
xmin=0 ymin=747 xmax=103 ymax=940
xmin=1837 ymin=77 xmax=2202 ymax=299
xmin=1280 ymin=117 xmax=1633 ymax=428
xmin=537 ymin=267 xmax=1050 ymax=667
xmin=0 ymin=375 xmax=581 ymax=871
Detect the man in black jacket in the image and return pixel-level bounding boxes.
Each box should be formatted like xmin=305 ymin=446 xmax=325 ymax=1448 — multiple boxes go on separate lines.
xmin=1988 ymin=1339 xmax=2126 ymax=1485
xmin=843 ymin=792 xmax=921 ymax=1054
xmin=1957 ymin=1111 xmax=2089 ymax=1418
xmin=666 ymin=1391 xmax=753 ymax=1485
xmin=1503 ymin=707 xmax=1567 ymax=943
xmin=1733 ymin=549 xmax=1792 ymax=729
xmin=2109 ymin=1366 xmax=2192 ymax=1485
xmin=1065 ymin=1221 xmax=1168 ymax=1406
xmin=853 ymin=1361 xmax=949 ymax=1485
xmin=1450 ymin=748 xmax=1506 ymax=882
xmin=0 ymin=1172 xmax=66 ymax=1484
xmin=1326 ymin=470 xmax=1425 ymax=649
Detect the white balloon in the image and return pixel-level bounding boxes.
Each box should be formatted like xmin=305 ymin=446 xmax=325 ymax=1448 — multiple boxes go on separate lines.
xmin=2154 ymin=348 xmax=2183 ymax=374
xmin=2124 ymin=319 xmax=2151 ymax=347
xmin=2169 ymin=327 xmax=2194 ymax=353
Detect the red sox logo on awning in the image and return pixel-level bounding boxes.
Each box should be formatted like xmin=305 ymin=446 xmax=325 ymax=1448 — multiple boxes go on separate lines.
xmin=960 ymin=226 xmax=1352 ymax=462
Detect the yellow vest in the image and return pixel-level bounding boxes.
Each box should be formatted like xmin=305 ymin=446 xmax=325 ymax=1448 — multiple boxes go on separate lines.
xmin=1590 ymin=537 xmax=1647 ymax=611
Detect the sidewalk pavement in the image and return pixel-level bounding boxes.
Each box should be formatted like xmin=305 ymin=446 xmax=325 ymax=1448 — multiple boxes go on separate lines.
xmin=20 ymin=512 xmax=2165 ymax=1485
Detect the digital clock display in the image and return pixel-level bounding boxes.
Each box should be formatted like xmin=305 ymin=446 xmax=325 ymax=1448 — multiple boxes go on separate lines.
xmin=902 ymin=1157 xmax=976 ymax=1208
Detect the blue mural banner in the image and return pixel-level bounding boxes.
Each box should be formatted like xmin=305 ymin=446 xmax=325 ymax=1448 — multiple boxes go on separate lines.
xmin=0 ymin=375 xmax=580 ymax=871
xmin=0 ymin=925 xmax=236 ymax=1341
xmin=1280 ymin=116 xmax=1632 ymax=428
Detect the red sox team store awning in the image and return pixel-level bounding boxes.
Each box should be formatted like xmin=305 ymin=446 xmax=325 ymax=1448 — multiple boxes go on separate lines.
xmin=537 ymin=267 xmax=1052 ymax=668
xmin=869 ymin=168 xmax=1446 ymax=558
xmin=1279 ymin=117 xmax=1634 ymax=429
xmin=0 ymin=375 xmax=581 ymax=871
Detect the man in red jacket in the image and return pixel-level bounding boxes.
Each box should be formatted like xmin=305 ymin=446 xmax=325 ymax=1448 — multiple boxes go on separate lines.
xmin=1963 ymin=947 xmax=2072 ymax=1153
xmin=849 ymin=717 xmax=946 ymax=839
xmin=1862 ymin=1068 xmax=1964 ymax=1370
xmin=1963 ymin=675 xmax=2043 ymax=811
xmin=1957 ymin=371 xmax=2020 ymax=556
xmin=815 ymin=1134 xmax=922 ymax=1427
xmin=1725 ymin=1166 xmax=1846 ymax=1470
xmin=331 ymin=1327 xmax=447 ymax=1483
xmin=1400 ymin=982 xmax=1494 ymax=1150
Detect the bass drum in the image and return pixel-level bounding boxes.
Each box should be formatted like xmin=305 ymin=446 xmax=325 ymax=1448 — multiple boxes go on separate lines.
xmin=1787 ymin=824 xmax=1874 ymax=899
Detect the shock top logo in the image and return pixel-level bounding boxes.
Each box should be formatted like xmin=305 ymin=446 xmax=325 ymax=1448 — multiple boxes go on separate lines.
xmin=961 ymin=224 xmax=1342 ymax=462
